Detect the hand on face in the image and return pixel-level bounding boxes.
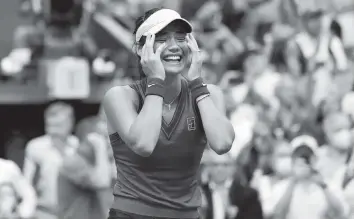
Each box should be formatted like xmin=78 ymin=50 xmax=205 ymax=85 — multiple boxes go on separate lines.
xmin=310 ymin=172 xmax=326 ymax=187
xmin=185 ymin=33 xmax=203 ymax=81
xmin=140 ymin=33 xmax=167 ymax=80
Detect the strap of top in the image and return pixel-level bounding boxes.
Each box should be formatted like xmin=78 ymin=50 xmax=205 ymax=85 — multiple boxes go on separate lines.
xmin=128 ymin=79 xmax=147 ymax=112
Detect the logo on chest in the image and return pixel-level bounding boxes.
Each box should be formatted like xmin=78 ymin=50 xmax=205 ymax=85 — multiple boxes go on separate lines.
xmin=187 ymin=117 xmax=196 ymax=131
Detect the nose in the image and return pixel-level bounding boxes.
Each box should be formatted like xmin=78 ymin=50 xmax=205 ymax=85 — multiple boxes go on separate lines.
xmin=166 ymin=37 xmax=180 ymax=53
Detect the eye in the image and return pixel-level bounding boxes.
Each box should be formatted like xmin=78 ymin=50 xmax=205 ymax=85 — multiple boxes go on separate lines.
xmin=176 ymin=36 xmax=186 ymax=42
xmin=176 ymin=34 xmax=186 ymax=42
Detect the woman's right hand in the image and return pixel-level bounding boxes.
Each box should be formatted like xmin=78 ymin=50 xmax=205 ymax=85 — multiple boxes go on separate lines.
xmin=140 ymin=34 xmax=166 ymax=80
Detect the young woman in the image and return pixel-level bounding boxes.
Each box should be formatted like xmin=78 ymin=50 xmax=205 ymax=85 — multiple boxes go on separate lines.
xmin=103 ymin=8 xmax=235 ymax=219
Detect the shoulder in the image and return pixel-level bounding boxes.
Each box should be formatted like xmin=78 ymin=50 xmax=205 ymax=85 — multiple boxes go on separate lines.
xmin=26 ymin=135 xmax=50 ymax=154
xmin=103 ymin=84 xmax=139 ymax=106
xmin=1 ymin=159 xmax=21 ymax=176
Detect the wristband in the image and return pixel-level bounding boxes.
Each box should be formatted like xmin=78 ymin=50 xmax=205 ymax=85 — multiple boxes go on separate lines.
xmin=145 ymin=77 xmax=165 ymax=98
xmin=188 ymin=77 xmax=210 ymax=101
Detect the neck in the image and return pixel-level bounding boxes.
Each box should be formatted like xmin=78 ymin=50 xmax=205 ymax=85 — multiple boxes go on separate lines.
xmin=163 ymin=74 xmax=182 ymax=103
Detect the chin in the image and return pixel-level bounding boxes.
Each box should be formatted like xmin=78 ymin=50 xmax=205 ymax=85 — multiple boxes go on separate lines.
xmin=163 ymin=63 xmax=186 ymax=75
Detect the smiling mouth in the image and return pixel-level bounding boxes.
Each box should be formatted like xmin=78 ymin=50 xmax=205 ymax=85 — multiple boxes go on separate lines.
xmin=163 ymin=55 xmax=182 ymax=63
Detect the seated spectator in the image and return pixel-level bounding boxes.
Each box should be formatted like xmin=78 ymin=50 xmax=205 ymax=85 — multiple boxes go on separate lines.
xmin=0 ymin=158 xmax=37 ymax=219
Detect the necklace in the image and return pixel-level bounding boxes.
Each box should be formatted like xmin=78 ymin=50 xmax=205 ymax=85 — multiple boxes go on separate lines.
xmin=164 ymin=92 xmax=180 ymax=110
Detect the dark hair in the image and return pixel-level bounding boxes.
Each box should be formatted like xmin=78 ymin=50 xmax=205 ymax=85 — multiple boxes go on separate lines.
xmin=133 ymin=8 xmax=162 ymax=79
xmin=133 ymin=8 xmax=162 ymax=46
xmin=292 ymin=145 xmax=315 ymax=165
xmin=255 ymin=22 xmax=273 ymax=45
xmin=330 ymin=20 xmax=342 ymax=40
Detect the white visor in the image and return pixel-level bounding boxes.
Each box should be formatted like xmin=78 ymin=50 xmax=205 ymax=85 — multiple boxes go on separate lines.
xmin=135 ymin=9 xmax=192 ymax=43
xmin=291 ymin=135 xmax=319 ymax=155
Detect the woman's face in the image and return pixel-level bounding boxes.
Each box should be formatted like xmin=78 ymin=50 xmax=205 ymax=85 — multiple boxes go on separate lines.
xmin=149 ymin=21 xmax=190 ymax=75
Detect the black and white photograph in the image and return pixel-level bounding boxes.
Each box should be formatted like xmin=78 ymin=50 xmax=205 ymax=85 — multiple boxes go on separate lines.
xmin=0 ymin=0 xmax=354 ymax=218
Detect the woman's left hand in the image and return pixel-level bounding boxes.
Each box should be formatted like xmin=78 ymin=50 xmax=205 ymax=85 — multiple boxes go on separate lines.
xmin=185 ymin=33 xmax=203 ymax=81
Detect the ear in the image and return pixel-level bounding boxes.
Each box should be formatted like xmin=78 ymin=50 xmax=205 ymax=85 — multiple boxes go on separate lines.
xmin=133 ymin=44 xmax=143 ymax=57
xmin=137 ymin=46 xmax=143 ymax=57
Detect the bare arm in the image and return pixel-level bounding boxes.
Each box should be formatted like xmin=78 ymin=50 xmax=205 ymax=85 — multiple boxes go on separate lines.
xmin=321 ymin=184 xmax=349 ymax=219
xmin=330 ymin=36 xmax=348 ymax=73
xmin=22 ymin=141 xmax=38 ymax=186
xmin=9 ymin=161 xmax=37 ymax=219
xmin=273 ymin=180 xmax=296 ymax=219
xmin=197 ymin=84 xmax=235 ymax=154
xmin=103 ymin=85 xmax=163 ymax=157
xmin=60 ymin=133 xmax=112 ymax=189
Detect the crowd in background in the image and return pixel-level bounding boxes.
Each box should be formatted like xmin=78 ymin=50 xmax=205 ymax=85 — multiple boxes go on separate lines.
xmin=1 ymin=0 xmax=354 ymax=218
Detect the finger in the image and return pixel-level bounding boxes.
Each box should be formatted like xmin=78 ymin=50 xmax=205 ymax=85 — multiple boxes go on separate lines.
xmin=188 ymin=33 xmax=198 ymax=45
xmin=155 ymin=42 xmax=166 ymax=56
xmin=141 ymin=43 xmax=147 ymax=63
xmin=187 ymin=33 xmax=199 ymax=52
xmin=146 ymin=34 xmax=154 ymax=55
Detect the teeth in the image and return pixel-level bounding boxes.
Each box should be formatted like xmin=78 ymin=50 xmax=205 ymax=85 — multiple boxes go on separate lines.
xmin=164 ymin=56 xmax=181 ymax=61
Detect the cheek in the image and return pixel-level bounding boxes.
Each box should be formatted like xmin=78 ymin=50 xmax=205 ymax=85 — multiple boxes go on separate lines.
xmin=153 ymin=42 xmax=163 ymax=53
xmin=179 ymin=42 xmax=189 ymax=53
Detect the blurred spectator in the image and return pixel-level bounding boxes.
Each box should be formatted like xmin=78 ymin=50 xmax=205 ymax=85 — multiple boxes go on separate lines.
xmin=316 ymin=112 xmax=354 ymax=217
xmin=201 ymin=152 xmax=238 ymax=219
xmin=192 ymin=0 xmax=244 ymax=83
xmin=57 ymin=106 xmax=116 ymax=219
xmin=0 ymin=158 xmax=37 ymax=219
xmin=0 ymin=0 xmax=108 ymax=78
xmin=317 ymin=112 xmax=353 ymax=182
xmin=285 ymin=8 xmax=348 ymax=104
xmin=58 ymin=133 xmax=113 ymax=219
xmin=22 ymin=102 xmax=79 ymax=219
xmin=273 ymin=144 xmax=348 ymax=219
xmin=228 ymin=143 xmax=263 ymax=219
xmin=251 ymin=140 xmax=292 ymax=219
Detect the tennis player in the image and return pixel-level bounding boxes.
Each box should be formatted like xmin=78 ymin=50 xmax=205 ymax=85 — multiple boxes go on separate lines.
xmin=103 ymin=8 xmax=235 ymax=219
